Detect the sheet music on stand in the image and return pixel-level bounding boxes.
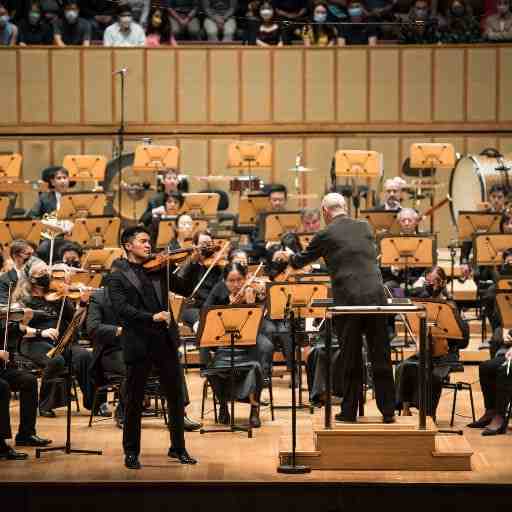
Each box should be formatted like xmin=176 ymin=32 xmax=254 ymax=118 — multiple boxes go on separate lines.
xmin=473 ymin=233 xmax=512 ymax=266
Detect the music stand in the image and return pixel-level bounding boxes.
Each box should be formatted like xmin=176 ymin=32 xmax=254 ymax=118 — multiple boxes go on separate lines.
xmin=67 ymin=217 xmax=120 ymax=248
xmin=262 ymin=212 xmax=302 ymax=243
xmin=179 ymin=193 xmax=219 ymax=218
xmin=0 ymin=219 xmax=41 ymax=252
xmin=227 ymin=141 xmax=271 ymax=179
xmin=473 ymin=234 xmax=512 ymax=266
xmin=82 ymin=248 xmax=124 ymax=271
xmin=57 ymin=193 xmax=107 ymax=219
xmin=361 ymin=209 xmax=400 ymax=235
xmin=156 ymin=219 xmax=207 ymax=249
xmin=238 ymin=195 xmax=270 ymax=226
xmin=296 ymin=232 xmax=315 ymax=250
xmin=496 ymin=292 xmax=512 ymax=330
xmin=62 ymin=155 xmax=107 ymax=182
xmin=197 ymin=304 xmax=264 ymax=438
xmin=457 ymin=211 xmax=502 ymax=241
xmin=379 ymin=235 xmax=436 ymax=294
xmin=132 ymin=145 xmax=180 ymax=172
xmin=410 ymin=143 xmax=456 ymax=170
xmin=0 ymin=196 xmax=11 ymax=220
xmin=334 ymin=150 xmax=382 ymax=217
xmin=497 ymin=278 xmax=512 ymax=290
xmin=0 ymin=154 xmax=22 ymax=179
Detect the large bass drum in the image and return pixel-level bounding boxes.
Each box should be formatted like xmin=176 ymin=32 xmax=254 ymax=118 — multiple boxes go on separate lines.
xmin=449 ymin=153 xmax=512 ymax=224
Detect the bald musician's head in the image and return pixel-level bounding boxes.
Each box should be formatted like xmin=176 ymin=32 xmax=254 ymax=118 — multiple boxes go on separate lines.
xmin=398 ymin=208 xmax=420 ymax=234
xmin=321 ymin=193 xmax=347 ymax=224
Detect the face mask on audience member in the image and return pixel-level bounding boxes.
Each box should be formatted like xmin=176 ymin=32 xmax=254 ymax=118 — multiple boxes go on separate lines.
xmin=32 ymin=274 xmax=51 ymax=290
xmin=451 ymin=3 xmax=465 ymax=16
xmin=65 ymin=9 xmax=79 ymax=23
xmin=0 ymin=15 xmax=9 ymax=28
xmin=260 ymin=8 xmax=273 ymax=20
xmin=415 ymin=7 xmax=428 ymax=19
xmin=152 ymin=14 xmax=162 ymax=27
xmin=120 ymin=15 xmax=132 ymax=29
xmin=314 ymin=11 xmax=328 ymax=22
xmin=29 ymin=10 xmax=41 ymax=24
xmin=348 ymin=6 xmax=363 ymax=17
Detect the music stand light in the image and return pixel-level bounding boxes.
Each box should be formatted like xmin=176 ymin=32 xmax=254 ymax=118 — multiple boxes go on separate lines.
xmin=0 ymin=154 xmax=22 ymax=179
xmin=197 ymin=304 xmax=264 ymax=438
xmin=67 ymin=217 xmax=120 ymax=248
xmin=57 ymin=193 xmax=107 ymax=219
xmin=133 ymin=145 xmax=180 ymax=172
xmin=62 ymin=155 xmax=107 ymax=182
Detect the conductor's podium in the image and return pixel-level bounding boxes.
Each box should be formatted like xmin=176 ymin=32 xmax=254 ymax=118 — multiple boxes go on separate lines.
xmin=279 ymin=415 xmax=473 ymax=471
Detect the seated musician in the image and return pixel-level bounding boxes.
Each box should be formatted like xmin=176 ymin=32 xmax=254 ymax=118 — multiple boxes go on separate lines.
xmin=150 ymin=192 xmax=185 ymax=244
xmin=300 ymin=207 xmax=322 ymax=233
xmin=1 ymin=309 xmax=52 ymax=460
xmin=168 ymin=212 xmax=194 ymax=250
xmin=373 ymin=177 xmax=405 ymax=211
xmin=468 ymin=331 xmax=512 ymax=436
xmin=13 ymin=257 xmax=109 ymax=418
xmin=57 ymin=241 xmax=83 ymax=268
xmin=380 ymin=208 xmax=426 ymax=293
xmin=201 ymin=262 xmax=267 ymax=428
xmin=395 ymin=266 xmax=470 ymax=419
xmin=0 ymin=239 xmax=35 ymax=303
xmin=139 ymin=168 xmax=188 ymax=227
xmin=27 ymin=166 xmax=72 ymax=219
xmin=86 ymin=259 xmax=201 ymax=431
xmin=180 ymin=230 xmax=225 ymax=329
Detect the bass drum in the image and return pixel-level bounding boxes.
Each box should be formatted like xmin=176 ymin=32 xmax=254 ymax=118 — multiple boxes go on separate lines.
xmin=449 ymin=154 xmax=512 ymax=224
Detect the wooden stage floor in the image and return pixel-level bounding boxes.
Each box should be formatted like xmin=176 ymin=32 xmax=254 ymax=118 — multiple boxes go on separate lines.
xmin=1 ymin=364 xmax=512 ymax=486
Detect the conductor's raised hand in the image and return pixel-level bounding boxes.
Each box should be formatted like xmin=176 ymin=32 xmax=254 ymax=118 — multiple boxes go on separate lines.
xmin=273 ymin=250 xmax=290 ymax=263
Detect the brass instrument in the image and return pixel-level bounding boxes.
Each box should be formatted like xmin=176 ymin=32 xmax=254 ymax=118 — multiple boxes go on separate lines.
xmin=46 ymin=306 xmax=87 ymax=359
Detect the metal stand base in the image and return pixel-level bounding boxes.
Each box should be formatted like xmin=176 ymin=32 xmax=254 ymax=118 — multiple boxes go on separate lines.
xmin=36 ymin=446 xmax=102 ymax=458
xmin=277 ymin=463 xmax=311 ymax=474
xmin=200 ymin=424 xmax=252 ymax=438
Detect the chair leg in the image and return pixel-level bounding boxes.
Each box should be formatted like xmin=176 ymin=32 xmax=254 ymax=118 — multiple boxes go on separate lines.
xmin=72 ymin=378 xmax=80 ymax=413
xmin=212 ymin=382 xmax=218 ymax=423
xmin=268 ymin=377 xmax=275 ymax=421
xmin=450 ymin=386 xmax=458 ymax=427
xmin=467 ymin=384 xmax=476 ymax=423
xmin=161 ymin=397 xmax=168 ymax=425
xmin=201 ymin=380 xmax=207 ymax=420
xmin=88 ymin=387 xmax=98 ymax=428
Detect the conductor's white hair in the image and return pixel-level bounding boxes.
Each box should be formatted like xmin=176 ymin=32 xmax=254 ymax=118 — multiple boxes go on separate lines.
xmin=321 ymin=193 xmax=346 ymax=213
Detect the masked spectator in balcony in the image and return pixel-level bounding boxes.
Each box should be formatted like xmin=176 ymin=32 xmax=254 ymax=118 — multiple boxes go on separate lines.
xmin=484 ymin=0 xmax=512 ymax=41
xmin=302 ymin=1 xmax=338 ymax=46
xmin=256 ymin=2 xmax=283 ymax=45
xmin=338 ymin=0 xmax=378 ymax=44
xmin=40 ymin=0 xmax=62 ymax=23
xmin=17 ymin=1 xmax=54 ymax=45
xmin=104 ymin=3 xmax=145 ymax=46
xmin=440 ymin=0 xmax=481 ymax=42
xmin=0 ymin=3 xmax=18 ymax=45
xmin=145 ymin=6 xmax=177 ymax=46
xmin=168 ymin=0 xmax=200 ymax=40
xmin=126 ymin=0 xmax=149 ymax=25
xmin=399 ymin=0 xmax=441 ymax=44
xmin=365 ymin=0 xmax=396 ymax=21
xmin=326 ymin=0 xmax=348 ymax=23
xmin=54 ymin=1 xmax=91 ymax=46
xmin=79 ymin=0 xmax=115 ymax=40
xmin=202 ymin=0 xmax=237 ymax=41
xmin=274 ymin=0 xmax=307 ymax=43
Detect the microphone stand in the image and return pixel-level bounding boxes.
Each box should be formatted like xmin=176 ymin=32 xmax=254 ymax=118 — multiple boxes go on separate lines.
xmin=114 ymin=69 xmax=126 ymax=241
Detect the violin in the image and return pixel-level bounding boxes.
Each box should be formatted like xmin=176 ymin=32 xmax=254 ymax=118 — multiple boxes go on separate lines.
xmin=45 ymin=280 xmax=99 ymax=302
xmin=143 ymin=247 xmax=195 ymax=272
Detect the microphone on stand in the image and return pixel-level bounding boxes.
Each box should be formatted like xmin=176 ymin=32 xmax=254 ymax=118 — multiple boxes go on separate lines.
xmin=112 ymin=68 xmax=128 ymax=75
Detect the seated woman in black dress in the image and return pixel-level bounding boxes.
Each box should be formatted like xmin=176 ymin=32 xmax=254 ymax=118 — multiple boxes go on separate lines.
xmin=395 ymin=266 xmax=469 ymax=419
xmin=256 ymin=2 xmax=283 ymax=46
xmin=149 ymin=192 xmax=185 ymax=245
xmin=201 ymin=263 xmax=272 ymax=428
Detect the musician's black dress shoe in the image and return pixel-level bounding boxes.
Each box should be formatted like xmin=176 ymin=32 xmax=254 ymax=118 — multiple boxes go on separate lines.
xmin=468 ymin=413 xmax=495 ymax=429
xmin=334 ymin=412 xmax=357 ymax=423
xmin=15 ymin=434 xmax=52 ymax=447
xmin=39 ymin=409 xmax=56 ymax=418
xmin=96 ymin=403 xmax=112 ymax=418
xmin=482 ymin=422 xmax=508 ymax=436
xmin=0 ymin=446 xmax=28 ymax=460
xmin=383 ymin=415 xmax=396 ymax=424
xmin=168 ymin=448 xmax=198 ymax=465
xmin=124 ymin=453 xmax=141 ymax=469
xmin=218 ymin=403 xmax=230 ymax=425
xmin=184 ymin=416 xmax=202 ymax=432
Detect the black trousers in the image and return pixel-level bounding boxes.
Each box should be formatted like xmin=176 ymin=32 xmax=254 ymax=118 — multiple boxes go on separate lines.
xmin=0 ymin=367 xmax=38 ymax=440
xmin=479 ymin=354 xmax=512 ymax=415
xmin=123 ymin=337 xmax=185 ymax=455
xmin=335 ymin=316 xmax=395 ymax=419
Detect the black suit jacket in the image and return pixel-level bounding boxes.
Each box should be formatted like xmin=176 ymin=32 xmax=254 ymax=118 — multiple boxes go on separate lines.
xmin=291 ymin=215 xmax=386 ymax=306
xmin=28 ymin=191 xmax=58 ymax=218
xmin=139 ymin=192 xmax=165 ymax=226
xmin=0 ymin=269 xmax=17 ymax=304
xmin=107 ymin=258 xmax=200 ymax=364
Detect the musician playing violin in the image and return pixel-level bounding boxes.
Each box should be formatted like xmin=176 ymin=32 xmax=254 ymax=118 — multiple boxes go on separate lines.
xmin=107 ymin=226 xmax=200 ymax=469
xmin=13 ymin=257 xmax=100 ymax=418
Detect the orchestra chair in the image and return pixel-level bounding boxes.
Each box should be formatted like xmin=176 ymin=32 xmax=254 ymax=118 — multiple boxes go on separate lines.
xmin=88 ymin=373 xmax=123 ymax=427
xmin=441 ymin=362 xmax=476 ymax=427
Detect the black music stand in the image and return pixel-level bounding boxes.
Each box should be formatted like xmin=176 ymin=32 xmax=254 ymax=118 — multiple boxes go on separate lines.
xmin=36 ymin=310 xmax=102 ymax=459
xmin=197 ymin=304 xmax=263 ymax=438
xmin=267 ymin=282 xmax=329 ymax=475
xmin=379 ymin=235 xmax=436 ymax=295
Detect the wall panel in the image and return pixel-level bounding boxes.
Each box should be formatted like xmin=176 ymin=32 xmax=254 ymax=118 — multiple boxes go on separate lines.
xmin=434 ymin=48 xmax=464 ymax=122
xmin=241 ymin=51 xmax=271 ymax=123
xmin=369 ymin=49 xmax=399 ymax=122
xmin=304 ymin=137 xmax=335 ymax=207
xmin=83 ymin=50 xmax=112 ymax=124
xmin=369 ymin=137 xmax=400 ymax=180
xmin=146 ymin=50 xmax=176 ymax=123
xmin=113 ymin=50 xmax=144 ymax=123
xmin=337 ymin=50 xmax=367 ymax=123
xmin=20 ymin=140 xmax=51 ymax=209
xmin=20 ymin=50 xmax=49 ymax=124
xmin=273 ymin=51 xmax=303 ymax=123
xmin=274 ymin=138 xmax=303 ymax=204
xmin=53 ymin=139 xmax=83 ymax=168
xmin=177 ymin=51 xmax=207 ymax=123
xmin=402 ymin=49 xmax=432 ymax=123
xmin=499 ymin=47 xmax=512 ymax=121
xmin=467 ymin=48 xmax=496 ymax=122
xmin=179 ymin=139 xmax=208 ymax=182
xmin=52 ymin=51 xmax=81 ymax=124
xmin=305 ymin=51 xmax=335 ymax=122
xmin=0 ymin=50 xmax=18 ymax=125
xmin=210 ymin=50 xmax=239 ymax=124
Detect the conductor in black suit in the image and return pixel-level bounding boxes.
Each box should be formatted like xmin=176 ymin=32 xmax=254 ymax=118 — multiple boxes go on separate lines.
xmin=107 ymin=226 xmax=199 ymax=469
xmin=275 ymin=193 xmax=395 ymax=423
